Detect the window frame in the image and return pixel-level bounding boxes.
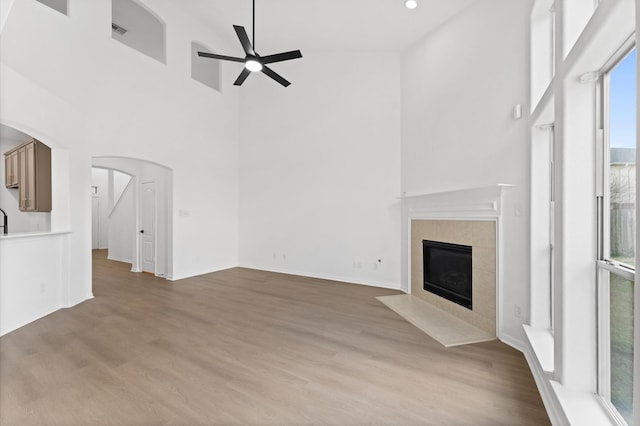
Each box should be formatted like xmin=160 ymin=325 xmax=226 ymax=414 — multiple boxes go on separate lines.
xmin=595 ymin=39 xmax=636 ymax=426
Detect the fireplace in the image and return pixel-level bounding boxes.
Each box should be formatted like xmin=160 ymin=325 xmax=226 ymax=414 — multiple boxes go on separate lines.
xmin=406 ymin=188 xmax=506 ymax=336
xmin=423 ymin=240 xmax=472 ymax=309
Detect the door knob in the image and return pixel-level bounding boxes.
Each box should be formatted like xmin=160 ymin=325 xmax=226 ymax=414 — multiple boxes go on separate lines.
xmin=140 ymin=230 xmax=144 ymax=234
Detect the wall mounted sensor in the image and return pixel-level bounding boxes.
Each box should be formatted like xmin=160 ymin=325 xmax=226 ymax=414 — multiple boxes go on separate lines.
xmin=513 ymin=104 xmax=522 ymax=120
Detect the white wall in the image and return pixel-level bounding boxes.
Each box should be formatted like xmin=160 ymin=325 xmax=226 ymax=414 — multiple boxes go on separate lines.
xmin=113 ymin=169 xmax=130 ymax=203
xmin=401 ymin=0 xmax=532 ymax=345
xmin=108 ymin=174 xmax=135 ymax=264
xmin=1 ymin=0 xmax=241 ymax=281
xmin=0 ymin=232 xmax=71 ymax=336
xmin=239 ymin=51 xmax=402 ymax=288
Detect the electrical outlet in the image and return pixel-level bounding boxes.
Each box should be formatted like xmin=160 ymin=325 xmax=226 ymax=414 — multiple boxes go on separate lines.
xmin=514 ymin=304 xmax=522 ymax=318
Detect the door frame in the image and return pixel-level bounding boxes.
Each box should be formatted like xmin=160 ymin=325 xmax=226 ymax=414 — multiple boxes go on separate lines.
xmin=139 ymin=180 xmax=157 ymax=275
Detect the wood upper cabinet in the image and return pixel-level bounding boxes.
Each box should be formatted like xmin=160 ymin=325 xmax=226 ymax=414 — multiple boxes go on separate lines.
xmin=4 ymin=139 xmax=52 ymax=212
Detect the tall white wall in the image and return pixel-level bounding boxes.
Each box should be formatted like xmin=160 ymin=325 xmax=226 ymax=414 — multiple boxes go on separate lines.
xmin=401 ymin=0 xmax=532 ymax=345
xmin=1 ymin=0 xmax=241 ymax=280
xmin=239 ymin=52 xmax=402 ymax=288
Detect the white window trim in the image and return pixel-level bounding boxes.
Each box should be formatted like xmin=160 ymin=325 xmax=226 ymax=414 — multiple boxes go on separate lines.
xmin=595 ymin=41 xmax=636 ymax=425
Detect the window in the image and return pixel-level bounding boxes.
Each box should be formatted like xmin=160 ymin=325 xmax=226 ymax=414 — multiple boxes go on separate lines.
xmin=111 ymin=0 xmax=166 ymax=63
xmin=597 ymin=46 xmax=636 ymax=426
xmin=530 ymin=119 xmax=556 ymax=332
xmin=191 ymin=41 xmax=221 ymax=92
xmin=35 ymin=0 xmax=67 ymax=15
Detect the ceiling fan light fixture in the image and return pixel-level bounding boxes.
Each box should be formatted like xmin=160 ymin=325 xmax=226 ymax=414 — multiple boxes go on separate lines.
xmin=405 ymin=0 xmax=418 ymax=9
xmin=245 ymin=58 xmax=263 ymax=72
xmin=197 ymin=0 xmax=301 ymax=86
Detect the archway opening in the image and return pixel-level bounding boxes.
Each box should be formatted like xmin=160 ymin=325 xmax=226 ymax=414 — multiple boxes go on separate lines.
xmin=92 ymin=157 xmax=172 ymax=279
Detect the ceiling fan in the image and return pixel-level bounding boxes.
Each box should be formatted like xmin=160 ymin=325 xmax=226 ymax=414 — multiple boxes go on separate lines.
xmin=197 ymin=0 xmax=302 ymax=87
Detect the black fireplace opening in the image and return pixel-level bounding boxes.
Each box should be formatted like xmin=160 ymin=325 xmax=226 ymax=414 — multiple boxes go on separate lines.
xmin=423 ymin=240 xmax=472 ymax=310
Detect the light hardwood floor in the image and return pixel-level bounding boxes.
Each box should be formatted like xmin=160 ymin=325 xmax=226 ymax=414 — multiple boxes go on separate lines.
xmin=0 ymin=250 xmax=550 ymax=425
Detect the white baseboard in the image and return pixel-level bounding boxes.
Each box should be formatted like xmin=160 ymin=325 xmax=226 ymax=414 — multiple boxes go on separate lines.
xmin=521 ymin=333 xmax=570 ymax=426
xmin=238 ymin=263 xmax=402 ymax=291
xmin=164 ymin=262 xmax=400 ymax=290
xmin=498 ymin=333 xmax=526 ymax=353
xmin=166 ymin=264 xmax=238 ymax=281
xmin=107 ymin=255 xmax=132 ymax=264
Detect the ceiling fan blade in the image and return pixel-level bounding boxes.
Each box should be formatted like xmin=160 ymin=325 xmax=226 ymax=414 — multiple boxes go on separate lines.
xmin=234 ymin=68 xmax=251 ymax=86
xmin=233 ymin=25 xmax=255 ymax=56
xmin=261 ymin=50 xmax=303 ymax=65
xmin=262 ymin=65 xmax=291 ymax=87
xmin=198 ymin=52 xmax=245 ymax=63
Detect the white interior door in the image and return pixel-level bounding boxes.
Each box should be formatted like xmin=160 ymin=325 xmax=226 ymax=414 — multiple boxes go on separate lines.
xmin=141 ymin=181 xmax=156 ymax=274
xmin=91 ymin=196 xmax=99 ymax=249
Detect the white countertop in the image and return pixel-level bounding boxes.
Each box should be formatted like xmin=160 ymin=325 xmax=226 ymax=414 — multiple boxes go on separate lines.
xmin=0 ymin=230 xmax=71 ymax=240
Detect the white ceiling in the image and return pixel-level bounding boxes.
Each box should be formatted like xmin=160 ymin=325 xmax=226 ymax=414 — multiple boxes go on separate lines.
xmin=179 ymin=0 xmax=476 ymax=53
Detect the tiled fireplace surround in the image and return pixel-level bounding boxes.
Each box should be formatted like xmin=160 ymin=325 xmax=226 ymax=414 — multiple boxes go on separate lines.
xmin=401 ymin=185 xmax=511 ymax=338
xmin=411 ymin=220 xmax=496 ymax=334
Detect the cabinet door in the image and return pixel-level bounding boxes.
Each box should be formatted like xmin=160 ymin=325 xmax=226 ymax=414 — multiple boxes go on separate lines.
xmin=4 ymin=154 xmax=11 ymax=187
xmin=25 ymin=142 xmax=36 ymax=210
xmin=17 ymin=143 xmax=37 ymax=211
xmin=18 ymin=146 xmax=28 ymax=210
xmin=10 ymin=152 xmax=18 ymax=186
xmin=4 ymin=151 xmax=18 ymax=187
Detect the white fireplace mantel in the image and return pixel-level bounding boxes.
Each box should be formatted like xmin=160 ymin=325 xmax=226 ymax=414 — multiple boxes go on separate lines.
xmin=400 ymin=184 xmax=513 ymax=219
xmin=400 ymin=184 xmax=513 ymax=341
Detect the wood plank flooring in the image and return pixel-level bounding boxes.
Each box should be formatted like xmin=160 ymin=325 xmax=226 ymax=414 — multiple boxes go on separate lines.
xmin=0 ymin=250 xmax=550 ymax=425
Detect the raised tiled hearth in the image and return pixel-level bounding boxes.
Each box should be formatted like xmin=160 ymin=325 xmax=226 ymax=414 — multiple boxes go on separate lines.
xmin=410 ymin=219 xmax=496 ymax=336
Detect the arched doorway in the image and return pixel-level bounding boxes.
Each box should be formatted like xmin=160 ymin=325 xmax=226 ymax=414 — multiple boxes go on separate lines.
xmin=91 ymin=157 xmax=172 ymax=278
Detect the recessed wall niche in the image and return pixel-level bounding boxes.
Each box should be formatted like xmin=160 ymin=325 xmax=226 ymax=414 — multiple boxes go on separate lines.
xmin=111 ymin=0 xmax=166 ymax=63
xmin=191 ymin=41 xmax=221 ymax=92
xmin=35 ymin=0 xmax=67 ymax=15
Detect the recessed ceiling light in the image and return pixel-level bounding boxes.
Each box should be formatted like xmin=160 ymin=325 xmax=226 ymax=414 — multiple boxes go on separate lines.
xmin=405 ymin=0 xmax=418 ymax=9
